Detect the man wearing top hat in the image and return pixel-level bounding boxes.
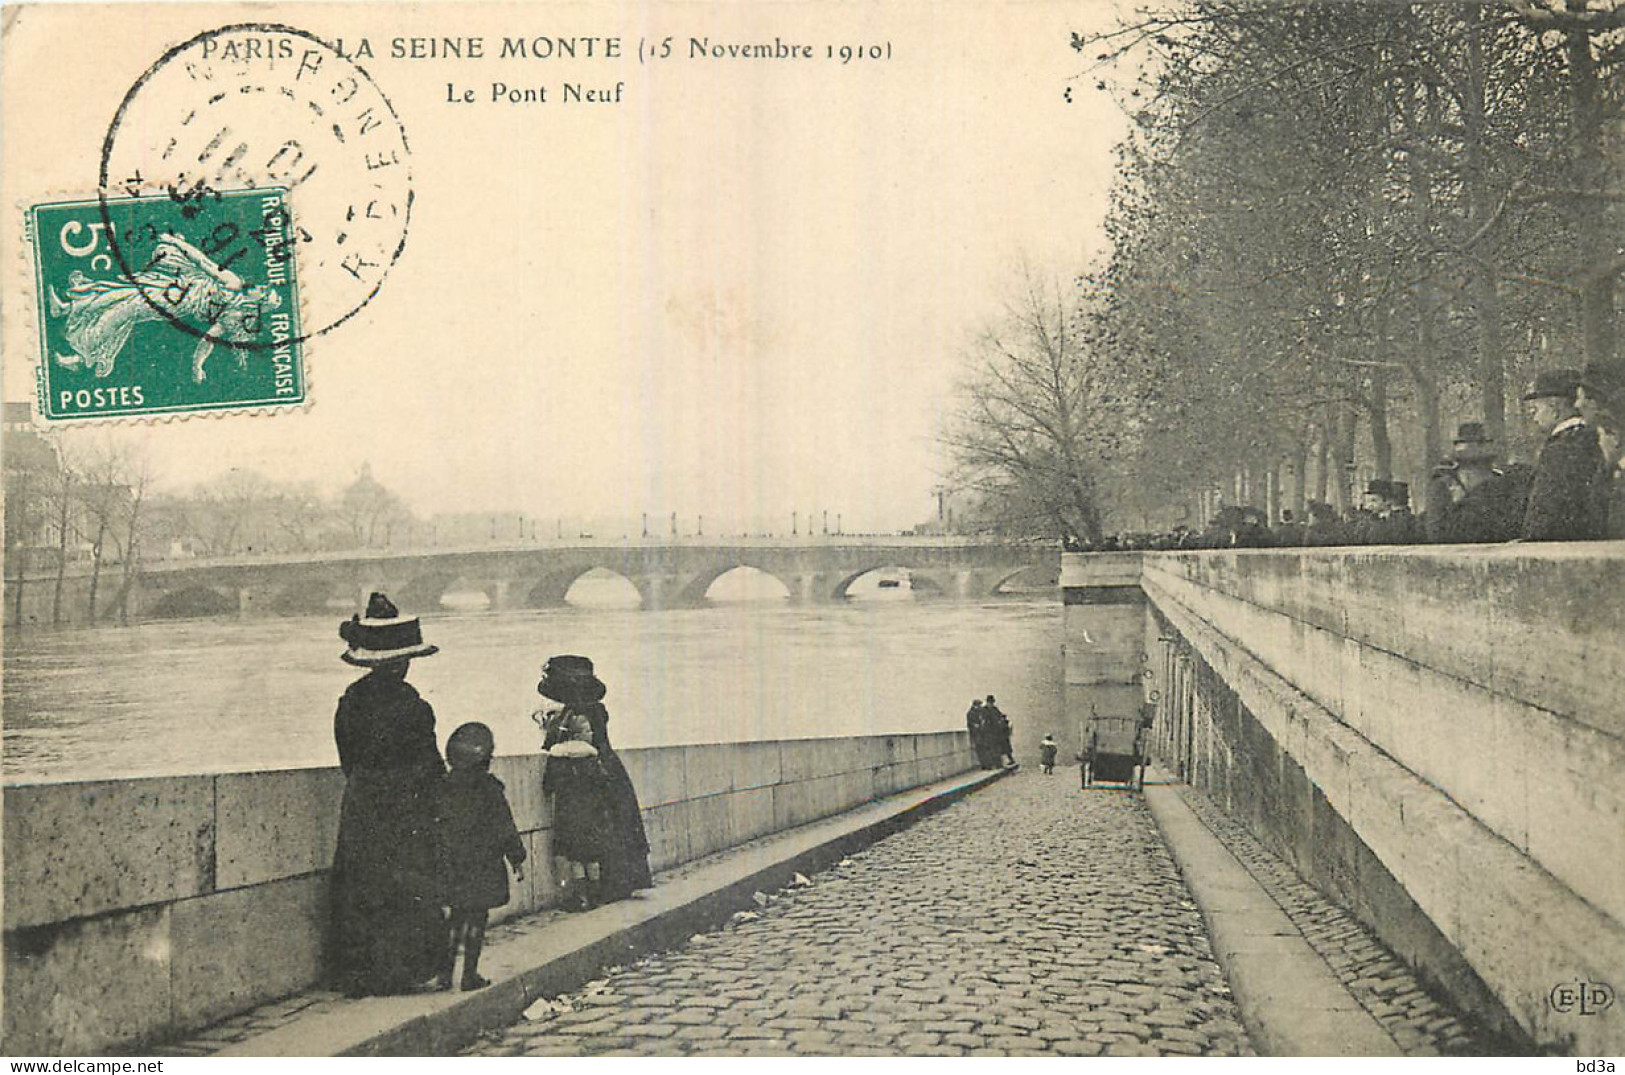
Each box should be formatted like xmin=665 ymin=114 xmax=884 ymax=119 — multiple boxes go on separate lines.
xmin=1424 ymin=423 xmax=1520 ymax=544
xmin=1348 ymin=480 xmax=1417 ymax=545
xmin=1522 ymin=369 xmax=1606 ymax=542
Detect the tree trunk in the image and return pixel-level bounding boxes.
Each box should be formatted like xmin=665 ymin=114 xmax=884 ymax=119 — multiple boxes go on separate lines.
xmin=1399 ymin=74 xmax=1445 ymax=483
xmin=9 ymin=545 xmax=24 ymax=628
xmin=1370 ymin=362 xmax=1393 ymax=482
xmin=1314 ymin=412 xmax=1330 ymax=505
xmin=10 ymin=470 xmax=30 ymax=628
xmin=1416 ymin=370 xmax=1443 ymax=502
xmin=1566 ymin=21 xmax=1619 ymax=377
xmin=116 ymin=512 xmax=142 ymax=627
xmin=1473 ymin=271 xmax=1507 ymax=442
xmin=86 ymin=518 xmax=108 ymax=623
xmin=51 ymin=475 xmax=72 ymax=625
xmin=1463 ymin=11 xmax=1508 ymax=442
xmin=1334 ymin=403 xmax=1358 ymax=514
xmin=1293 ymin=437 xmax=1309 ymax=518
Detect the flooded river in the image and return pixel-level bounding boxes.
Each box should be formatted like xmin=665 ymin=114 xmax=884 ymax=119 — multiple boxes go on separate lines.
xmin=2 ymin=592 xmax=1061 ymax=783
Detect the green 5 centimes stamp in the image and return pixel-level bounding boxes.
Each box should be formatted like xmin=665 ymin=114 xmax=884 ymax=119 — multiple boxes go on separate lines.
xmin=29 ymin=189 xmax=303 ymax=421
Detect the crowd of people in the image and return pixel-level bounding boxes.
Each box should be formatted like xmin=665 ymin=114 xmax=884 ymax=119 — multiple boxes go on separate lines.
xmin=328 ymin=595 xmax=650 ymax=997
xmin=1066 ymin=367 xmax=1624 ymax=552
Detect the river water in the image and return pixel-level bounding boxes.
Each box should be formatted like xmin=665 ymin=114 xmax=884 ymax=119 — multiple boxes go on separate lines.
xmin=2 ymin=592 xmax=1061 ymax=783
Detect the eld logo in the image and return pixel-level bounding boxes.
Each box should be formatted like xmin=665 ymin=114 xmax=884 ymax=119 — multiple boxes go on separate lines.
xmin=1551 ymin=980 xmax=1615 ymax=1016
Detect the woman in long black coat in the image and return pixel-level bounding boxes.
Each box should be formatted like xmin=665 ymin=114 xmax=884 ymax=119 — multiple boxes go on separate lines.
xmin=328 ymin=593 xmax=446 ymax=997
xmin=534 ymin=655 xmax=652 ymax=909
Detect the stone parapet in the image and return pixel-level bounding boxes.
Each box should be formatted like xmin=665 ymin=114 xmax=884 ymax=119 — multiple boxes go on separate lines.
xmin=1061 ymin=547 xmax=1625 ymax=1054
xmin=2 ymin=730 xmax=973 ymax=1054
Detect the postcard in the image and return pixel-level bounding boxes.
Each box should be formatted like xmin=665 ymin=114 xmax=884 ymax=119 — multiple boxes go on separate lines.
xmin=3 ymin=0 xmax=1618 ymax=1062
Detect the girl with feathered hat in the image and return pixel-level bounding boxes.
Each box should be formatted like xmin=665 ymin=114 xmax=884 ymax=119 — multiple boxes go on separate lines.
xmin=532 ymin=655 xmax=653 ymax=911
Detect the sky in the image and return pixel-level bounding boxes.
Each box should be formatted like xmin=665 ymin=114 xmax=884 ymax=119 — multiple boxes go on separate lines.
xmin=2 ymin=2 xmax=1131 ymax=534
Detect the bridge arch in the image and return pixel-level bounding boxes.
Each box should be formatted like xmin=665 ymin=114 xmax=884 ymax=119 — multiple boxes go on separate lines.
xmin=525 ymin=566 xmax=641 ymax=609
xmin=992 ymin=563 xmax=1059 ymax=595
xmin=678 ymin=563 xmax=793 ymax=606
xmin=394 ymin=573 xmax=459 ymax=613
xmin=268 ymin=578 xmax=353 ymax=616
xmin=149 ymin=585 xmax=238 ymax=619
xmin=829 ymin=564 xmax=923 ymax=601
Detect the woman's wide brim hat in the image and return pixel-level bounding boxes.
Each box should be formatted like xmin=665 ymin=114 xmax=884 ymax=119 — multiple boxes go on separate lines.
xmin=537 ymin=654 xmax=607 ymax=705
xmin=339 ymin=592 xmax=439 ymax=666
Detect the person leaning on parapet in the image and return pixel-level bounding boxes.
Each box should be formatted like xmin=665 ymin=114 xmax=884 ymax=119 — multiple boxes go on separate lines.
xmin=1522 ymin=369 xmax=1607 ymax=542
xmin=534 ymin=655 xmax=653 ymax=910
xmin=1274 ymin=508 xmax=1307 ymax=548
xmin=966 ymin=698 xmax=994 ymax=770
xmin=984 ymin=695 xmax=1015 ymax=768
xmin=329 ymin=592 xmax=447 ymax=998
xmin=1343 ymin=482 xmax=1385 ymax=544
xmin=1579 ymin=365 xmax=1625 ymax=539
xmin=1382 ymin=482 xmax=1421 ymax=544
xmin=1425 ymin=423 xmax=1523 ymax=544
xmin=1350 ymin=480 xmax=1420 ymax=545
xmin=436 ymin=721 xmax=526 ymax=992
xmin=1303 ymin=500 xmax=1344 ymax=546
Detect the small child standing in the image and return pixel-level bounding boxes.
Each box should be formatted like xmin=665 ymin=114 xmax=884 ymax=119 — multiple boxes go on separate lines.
xmin=438 ymin=722 xmax=527 ymax=991
xmin=1039 ymin=734 xmax=1059 ymax=776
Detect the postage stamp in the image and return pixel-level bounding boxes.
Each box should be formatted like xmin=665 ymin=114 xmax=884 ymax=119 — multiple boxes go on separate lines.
xmin=29 ymin=189 xmax=304 ymax=421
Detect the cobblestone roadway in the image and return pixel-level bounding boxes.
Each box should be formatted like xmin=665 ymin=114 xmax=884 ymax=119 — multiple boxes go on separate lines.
xmin=468 ymin=773 xmax=1251 ymax=1057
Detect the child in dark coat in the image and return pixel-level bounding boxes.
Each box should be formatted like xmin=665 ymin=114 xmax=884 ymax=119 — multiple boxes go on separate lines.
xmin=437 ymin=722 xmax=527 ymax=991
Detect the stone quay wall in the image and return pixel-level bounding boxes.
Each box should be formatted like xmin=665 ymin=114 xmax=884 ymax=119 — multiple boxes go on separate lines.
xmin=1063 ymin=547 xmax=1625 ymax=1055
xmin=2 ymin=730 xmax=975 ymax=1054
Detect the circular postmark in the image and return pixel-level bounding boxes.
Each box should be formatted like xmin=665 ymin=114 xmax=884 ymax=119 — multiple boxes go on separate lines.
xmin=99 ymin=23 xmax=412 ymax=349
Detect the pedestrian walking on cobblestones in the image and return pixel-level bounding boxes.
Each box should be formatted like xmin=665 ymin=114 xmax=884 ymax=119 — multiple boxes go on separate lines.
xmin=535 ymin=656 xmax=653 ymax=910
xmin=1039 ymin=734 xmax=1058 ymax=775
xmin=436 ymin=722 xmax=526 ymax=992
xmin=329 ymin=593 xmax=447 ymax=998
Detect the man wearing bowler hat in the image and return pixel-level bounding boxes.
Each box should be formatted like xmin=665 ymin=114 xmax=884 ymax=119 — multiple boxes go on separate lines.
xmin=1425 ymin=422 xmax=1519 ymax=543
xmin=1522 ymin=369 xmax=1606 ymax=542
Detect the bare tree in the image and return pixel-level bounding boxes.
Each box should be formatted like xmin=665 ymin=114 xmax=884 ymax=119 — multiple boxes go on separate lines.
xmin=105 ymin=448 xmax=154 ymax=625
xmin=334 ymin=463 xmax=412 ymax=549
xmin=189 ymin=469 xmax=278 ymax=557
xmin=940 ymin=274 xmax=1136 ymax=544
xmin=75 ymin=437 xmax=144 ymax=623
xmin=269 ymin=481 xmax=329 ymax=552
xmin=46 ymin=444 xmax=81 ymax=626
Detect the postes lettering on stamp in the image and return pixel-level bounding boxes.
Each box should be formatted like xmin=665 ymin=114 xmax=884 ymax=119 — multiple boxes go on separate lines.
xmin=31 ymin=190 xmax=305 ymax=421
xmin=98 ymin=23 xmax=413 ymax=348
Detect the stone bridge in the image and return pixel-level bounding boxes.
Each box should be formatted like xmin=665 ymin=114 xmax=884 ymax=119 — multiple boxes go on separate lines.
xmin=19 ymin=537 xmax=1059 ymax=622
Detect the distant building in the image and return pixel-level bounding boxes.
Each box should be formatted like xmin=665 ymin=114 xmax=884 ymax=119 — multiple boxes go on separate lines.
xmin=913 ymin=487 xmax=983 ymax=535
xmin=3 ymin=404 xmax=60 ymax=553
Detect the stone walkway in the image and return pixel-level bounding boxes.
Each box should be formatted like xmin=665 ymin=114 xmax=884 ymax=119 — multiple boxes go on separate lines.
xmin=1179 ymin=788 xmax=1515 ymax=1056
xmin=466 ymin=772 xmax=1251 ymax=1057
